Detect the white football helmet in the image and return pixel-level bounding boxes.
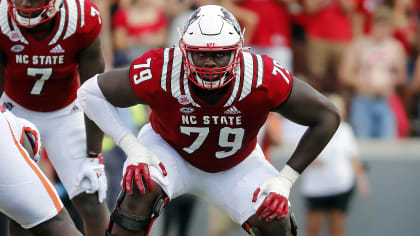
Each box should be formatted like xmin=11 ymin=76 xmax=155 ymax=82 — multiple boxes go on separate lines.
xmin=8 ymin=0 xmax=63 ymax=28
xmin=179 ymin=5 xmax=243 ymax=89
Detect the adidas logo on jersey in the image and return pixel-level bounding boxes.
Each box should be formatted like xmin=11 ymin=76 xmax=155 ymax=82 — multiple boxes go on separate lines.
xmin=50 ymin=44 xmax=65 ymax=53
xmin=224 ymin=106 xmax=241 ymax=114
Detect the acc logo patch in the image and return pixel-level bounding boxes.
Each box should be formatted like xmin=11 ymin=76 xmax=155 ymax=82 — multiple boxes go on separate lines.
xmin=11 ymin=45 xmax=25 ymax=52
xmin=180 ymin=107 xmax=195 ymax=114
xmin=177 ymin=95 xmax=190 ymax=105
xmin=9 ymin=30 xmax=21 ymax=42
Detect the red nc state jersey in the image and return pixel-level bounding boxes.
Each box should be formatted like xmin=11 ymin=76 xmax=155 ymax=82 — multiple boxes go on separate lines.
xmin=129 ymin=48 xmax=293 ymax=172
xmin=0 ymin=0 xmax=102 ymax=111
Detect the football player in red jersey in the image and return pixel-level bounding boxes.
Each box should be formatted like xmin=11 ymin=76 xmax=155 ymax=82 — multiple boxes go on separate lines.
xmin=0 ymin=0 xmax=109 ymax=235
xmin=79 ymin=5 xmax=340 ymax=236
xmin=0 ymin=106 xmax=83 ymax=236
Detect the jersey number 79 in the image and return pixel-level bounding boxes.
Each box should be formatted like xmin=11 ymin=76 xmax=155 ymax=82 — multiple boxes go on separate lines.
xmin=180 ymin=126 xmax=245 ymax=159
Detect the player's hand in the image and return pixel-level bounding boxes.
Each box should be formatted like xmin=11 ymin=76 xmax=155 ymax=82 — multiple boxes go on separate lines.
xmin=252 ymin=165 xmax=299 ymax=222
xmin=77 ymin=156 xmax=107 ymax=203
xmin=122 ymin=161 xmax=166 ymax=194
xmin=252 ymin=177 xmax=290 ymax=222
xmin=120 ymin=134 xmax=167 ymax=194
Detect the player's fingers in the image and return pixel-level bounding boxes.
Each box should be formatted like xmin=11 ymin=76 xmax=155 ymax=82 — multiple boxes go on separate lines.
xmin=90 ymin=176 xmax=99 ymax=194
xmin=266 ymin=212 xmax=278 ymax=222
xmin=252 ymin=188 xmax=261 ymax=202
xmin=135 ymin=166 xmax=146 ymax=194
xmin=282 ymin=203 xmax=290 ymax=218
xmin=99 ymin=175 xmax=107 ymax=203
xmin=277 ymin=199 xmax=289 ymax=219
xmin=123 ymin=168 xmax=133 ymax=194
xmin=98 ymin=186 xmax=105 ymax=203
xmin=260 ymin=207 xmax=272 ymax=220
xmin=270 ymin=200 xmax=285 ymax=221
xmin=142 ymin=165 xmax=154 ymax=192
xmin=159 ymin=162 xmax=167 ymax=176
xmin=260 ymin=197 xmax=278 ymax=220
xmin=256 ymin=194 xmax=273 ymax=218
xmin=256 ymin=204 xmax=267 ymax=218
xmin=264 ymin=198 xmax=279 ymax=221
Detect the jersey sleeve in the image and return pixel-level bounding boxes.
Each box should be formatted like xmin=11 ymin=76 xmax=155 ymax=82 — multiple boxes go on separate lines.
xmin=76 ymin=0 xmax=102 ymax=48
xmin=261 ymin=55 xmax=294 ymax=109
xmin=128 ymin=49 xmax=165 ymax=103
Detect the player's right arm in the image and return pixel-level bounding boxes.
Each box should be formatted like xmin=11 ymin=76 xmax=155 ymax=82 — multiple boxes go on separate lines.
xmin=98 ymin=68 xmax=143 ymax=107
xmin=78 ymin=63 xmax=167 ymax=195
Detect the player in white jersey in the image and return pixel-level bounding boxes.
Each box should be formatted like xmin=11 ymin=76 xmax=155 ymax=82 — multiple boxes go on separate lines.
xmin=0 ymin=105 xmax=83 ymax=236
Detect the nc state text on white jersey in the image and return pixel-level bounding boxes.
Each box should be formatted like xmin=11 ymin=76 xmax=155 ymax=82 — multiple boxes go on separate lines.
xmin=182 ymin=115 xmax=242 ymax=125
xmin=15 ymin=55 xmax=65 ymax=65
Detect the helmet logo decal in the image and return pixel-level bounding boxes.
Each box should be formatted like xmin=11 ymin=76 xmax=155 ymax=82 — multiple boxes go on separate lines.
xmin=183 ymin=8 xmax=201 ymax=34
xmin=220 ymin=7 xmax=241 ymax=35
xmin=206 ymin=43 xmax=215 ymax=47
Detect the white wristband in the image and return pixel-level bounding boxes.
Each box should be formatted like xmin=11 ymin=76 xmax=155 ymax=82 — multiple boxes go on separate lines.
xmin=119 ymin=133 xmax=161 ymax=168
xmin=278 ymin=165 xmax=300 ymax=186
xmin=119 ymin=133 xmax=145 ymax=158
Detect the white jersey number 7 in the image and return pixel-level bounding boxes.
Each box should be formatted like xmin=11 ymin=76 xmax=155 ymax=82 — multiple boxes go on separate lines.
xmin=27 ymin=67 xmax=53 ymax=95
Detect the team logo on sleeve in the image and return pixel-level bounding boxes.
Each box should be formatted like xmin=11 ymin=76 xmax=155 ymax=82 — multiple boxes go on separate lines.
xmin=9 ymin=30 xmax=21 ymax=42
xmin=177 ymin=95 xmax=191 ymax=105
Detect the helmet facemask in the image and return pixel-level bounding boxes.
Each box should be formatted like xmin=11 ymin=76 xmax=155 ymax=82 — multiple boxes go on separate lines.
xmin=179 ymin=5 xmax=243 ymax=90
xmin=8 ymin=0 xmax=62 ymax=28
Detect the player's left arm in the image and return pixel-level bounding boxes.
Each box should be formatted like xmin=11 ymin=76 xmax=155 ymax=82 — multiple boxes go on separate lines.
xmin=77 ymin=37 xmax=105 ymax=154
xmin=76 ymin=36 xmax=108 ymax=203
xmin=273 ymin=78 xmax=340 ymax=173
xmin=253 ymin=78 xmax=340 ymax=221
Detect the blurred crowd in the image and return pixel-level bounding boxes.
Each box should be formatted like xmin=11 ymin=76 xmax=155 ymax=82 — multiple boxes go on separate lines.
xmin=94 ymin=0 xmax=420 ymax=140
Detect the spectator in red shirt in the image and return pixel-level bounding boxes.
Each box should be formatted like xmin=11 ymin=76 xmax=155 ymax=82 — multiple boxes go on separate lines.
xmin=112 ymin=0 xmax=168 ymax=67
xmin=303 ymin=0 xmax=356 ymax=93
xmin=230 ymin=0 xmax=295 ymax=72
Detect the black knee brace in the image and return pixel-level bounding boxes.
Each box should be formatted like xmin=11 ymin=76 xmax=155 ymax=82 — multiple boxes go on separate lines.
xmin=242 ymin=222 xmax=262 ymax=236
xmin=106 ymin=190 xmax=168 ymax=235
xmin=242 ymin=211 xmax=298 ymax=236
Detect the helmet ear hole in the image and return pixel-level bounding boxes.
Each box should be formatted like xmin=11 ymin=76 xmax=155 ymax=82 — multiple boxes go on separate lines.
xmin=179 ymin=5 xmax=243 ymax=90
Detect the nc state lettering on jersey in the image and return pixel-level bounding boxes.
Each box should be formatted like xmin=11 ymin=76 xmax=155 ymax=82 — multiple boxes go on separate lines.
xmin=182 ymin=115 xmax=242 ymax=125
xmin=15 ymin=55 xmax=64 ymax=65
